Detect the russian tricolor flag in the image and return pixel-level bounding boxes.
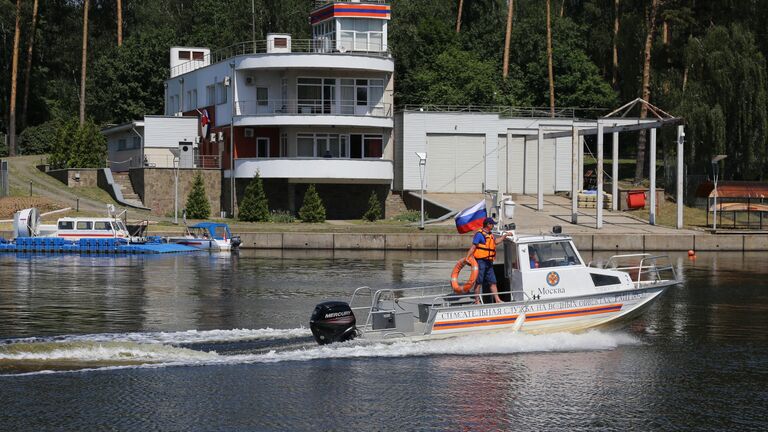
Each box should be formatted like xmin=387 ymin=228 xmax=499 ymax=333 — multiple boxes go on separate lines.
xmin=454 ymin=200 xmax=487 ymax=234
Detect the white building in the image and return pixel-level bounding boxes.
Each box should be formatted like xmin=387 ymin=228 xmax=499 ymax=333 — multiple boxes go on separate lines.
xmin=163 ymin=0 xmax=394 ymax=218
xmin=102 ymin=115 xmax=198 ymax=172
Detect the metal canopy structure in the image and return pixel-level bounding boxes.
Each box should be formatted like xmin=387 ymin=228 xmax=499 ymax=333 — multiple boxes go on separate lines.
xmin=535 ymin=98 xmax=686 ymax=230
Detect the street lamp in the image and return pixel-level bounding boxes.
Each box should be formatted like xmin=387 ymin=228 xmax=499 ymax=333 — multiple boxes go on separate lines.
xmin=711 ymin=154 xmax=727 ymax=230
xmin=416 ymin=152 xmax=427 ymax=230
xmin=170 ymin=148 xmax=180 ymax=225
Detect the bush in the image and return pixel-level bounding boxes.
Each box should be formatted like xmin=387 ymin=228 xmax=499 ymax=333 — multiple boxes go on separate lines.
xmin=19 ymin=120 xmax=60 ymax=155
xmin=269 ymin=210 xmax=296 ymax=223
xmin=362 ymin=190 xmax=383 ymax=222
xmin=299 ymin=184 xmax=326 ymax=223
xmin=238 ymin=172 xmax=270 ymax=222
xmin=48 ymin=118 xmax=106 ymax=169
xmin=185 ymin=173 xmax=211 ymax=219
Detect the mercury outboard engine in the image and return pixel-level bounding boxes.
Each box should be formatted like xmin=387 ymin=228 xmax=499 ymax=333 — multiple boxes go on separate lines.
xmin=230 ymin=235 xmax=242 ymax=248
xmin=309 ymin=301 xmax=357 ymax=345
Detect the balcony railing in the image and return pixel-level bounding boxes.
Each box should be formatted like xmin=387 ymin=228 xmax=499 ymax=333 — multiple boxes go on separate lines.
xmin=171 ymin=38 xmax=390 ymax=77
xmin=401 ymin=104 xmax=611 ymax=119
xmin=236 ymin=100 xmax=392 ymax=118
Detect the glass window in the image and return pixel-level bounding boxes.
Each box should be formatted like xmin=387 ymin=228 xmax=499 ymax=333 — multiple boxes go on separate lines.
xmin=76 ymin=221 xmax=93 ymax=230
xmin=297 ymin=135 xmax=314 ymax=157
xmin=94 ymin=221 xmax=111 ymax=231
xmin=132 ymin=137 xmax=141 ymax=149
xmin=257 ymin=138 xmax=270 ymax=157
xmin=350 ymin=135 xmax=362 ymax=158
xmin=216 ymin=82 xmax=227 ymax=105
xmin=256 ymin=87 xmax=268 ymax=106
xmin=280 ymin=133 xmax=287 ymax=157
xmin=206 ymin=85 xmax=215 ymax=106
xmin=528 ymin=242 xmax=580 ymax=268
xmin=178 ymin=50 xmax=190 ymax=60
xmin=118 ymin=139 xmax=126 ymax=151
xmin=364 ymin=135 xmax=382 ymax=158
xmin=192 ymin=51 xmax=205 ymax=60
xmin=58 ymin=221 xmax=74 ymax=230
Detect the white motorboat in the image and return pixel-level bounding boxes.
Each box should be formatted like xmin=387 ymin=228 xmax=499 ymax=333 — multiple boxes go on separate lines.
xmin=309 ymin=228 xmax=679 ymax=345
xmin=166 ymin=222 xmax=241 ymax=251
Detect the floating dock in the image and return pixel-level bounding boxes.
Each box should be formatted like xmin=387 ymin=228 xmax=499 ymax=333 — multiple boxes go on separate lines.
xmin=0 ymin=237 xmax=198 ymax=254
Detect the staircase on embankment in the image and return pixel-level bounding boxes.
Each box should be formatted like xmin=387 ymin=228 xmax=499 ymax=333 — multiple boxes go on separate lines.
xmin=111 ymin=172 xmax=145 ymax=208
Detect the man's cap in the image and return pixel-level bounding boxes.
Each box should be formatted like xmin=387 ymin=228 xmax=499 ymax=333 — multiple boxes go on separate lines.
xmin=483 ymin=217 xmax=496 ymax=225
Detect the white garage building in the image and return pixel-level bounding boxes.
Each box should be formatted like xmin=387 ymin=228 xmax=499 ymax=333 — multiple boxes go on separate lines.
xmin=395 ymin=110 xmax=589 ymax=194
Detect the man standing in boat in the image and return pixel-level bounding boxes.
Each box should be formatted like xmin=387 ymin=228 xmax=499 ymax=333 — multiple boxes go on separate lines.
xmin=465 ymin=217 xmax=508 ymax=304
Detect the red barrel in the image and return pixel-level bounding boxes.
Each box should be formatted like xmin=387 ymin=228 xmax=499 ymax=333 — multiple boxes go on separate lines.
xmin=626 ymin=191 xmax=646 ymax=209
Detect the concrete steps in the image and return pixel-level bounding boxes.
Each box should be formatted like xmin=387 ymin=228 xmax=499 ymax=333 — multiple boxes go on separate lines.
xmin=111 ymin=173 xmax=144 ymax=207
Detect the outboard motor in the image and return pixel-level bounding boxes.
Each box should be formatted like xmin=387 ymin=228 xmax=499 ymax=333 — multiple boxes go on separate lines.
xmin=230 ymin=235 xmax=242 ymax=248
xmin=309 ymin=301 xmax=357 ymax=345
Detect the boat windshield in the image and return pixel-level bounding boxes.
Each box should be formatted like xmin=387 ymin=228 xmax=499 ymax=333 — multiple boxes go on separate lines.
xmin=212 ymin=226 xmax=229 ymax=239
xmin=528 ymin=241 xmax=581 ymax=268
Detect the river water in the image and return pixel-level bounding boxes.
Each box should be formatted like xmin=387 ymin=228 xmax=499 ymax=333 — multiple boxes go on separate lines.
xmin=0 ymin=250 xmax=766 ymax=431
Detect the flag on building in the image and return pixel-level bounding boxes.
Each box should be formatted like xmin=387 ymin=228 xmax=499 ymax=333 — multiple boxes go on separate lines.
xmin=454 ymin=200 xmax=487 ymax=234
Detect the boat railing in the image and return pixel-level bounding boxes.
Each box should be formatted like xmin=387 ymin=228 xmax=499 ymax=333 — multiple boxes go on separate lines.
xmin=601 ymin=253 xmax=678 ymax=287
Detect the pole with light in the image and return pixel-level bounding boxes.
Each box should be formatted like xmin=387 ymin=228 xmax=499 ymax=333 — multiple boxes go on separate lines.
xmin=229 ymin=61 xmax=236 ymax=218
xmin=416 ymin=152 xmax=427 ymax=230
xmin=711 ymin=154 xmax=727 ymax=230
xmin=170 ymin=147 xmax=180 ymax=225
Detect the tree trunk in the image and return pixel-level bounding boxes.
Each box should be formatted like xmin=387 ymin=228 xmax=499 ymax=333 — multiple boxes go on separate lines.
xmin=21 ymin=0 xmax=39 ymax=129
xmin=117 ymin=0 xmax=122 ymax=46
xmin=546 ymin=0 xmax=555 ymax=117
xmin=79 ymin=0 xmax=89 ymax=126
xmin=560 ymin=0 xmax=565 ymax=17
xmin=456 ymin=0 xmax=464 ymax=33
xmin=612 ymin=0 xmax=620 ymax=89
xmin=9 ymin=0 xmax=22 ymax=157
xmin=634 ymin=0 xmax=661 ymax=183
xmin=502 ymin=0 xmax=514 ymax=79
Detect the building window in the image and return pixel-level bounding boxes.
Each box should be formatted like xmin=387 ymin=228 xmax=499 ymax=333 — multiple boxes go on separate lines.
xmin=118 ymin=139 xmax=127 ymax=151
xmin=192 ymin=51 xmax=205 ymax=60
xmin=178 ymin=50 xmax=190 ymax=60
xmin=350 ymin=134 xmax=383 ymax=159
xmin=206 ymin=85 xmax=215 ymax=106
xmin=244 ymin=128 xmax=254 ymax=138
xmin=296 ymin=133 xmax=350 ymax=158
xmin=338 ymin=18 xmax=385 ymax=51
xmin=280 ymin=133 xmax=287 ymax=157
xmin=191 ymin=89 xmax=197 ymax=109
xmin=216 ymin=81 xmax=227 ymax=105
xmin=297 ymin=135 xmax=314 ymax=157
xmin=256 ymin=87 xmax=269 ymax=106
xmin=297 ymin=78 xmax=336 ymax=114
xmin=132 ymin=136 xmax=141 ymax=149
xmin=257 ymin=137 xmax=270 ymax=158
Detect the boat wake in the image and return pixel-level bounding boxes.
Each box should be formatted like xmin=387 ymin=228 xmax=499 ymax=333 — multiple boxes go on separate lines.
xmin=0 ymin=329 xmax=639 ymax=376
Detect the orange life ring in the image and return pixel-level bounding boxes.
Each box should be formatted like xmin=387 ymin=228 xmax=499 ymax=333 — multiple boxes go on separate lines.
xmin=450 ymin=256 xmax=479 ymax=294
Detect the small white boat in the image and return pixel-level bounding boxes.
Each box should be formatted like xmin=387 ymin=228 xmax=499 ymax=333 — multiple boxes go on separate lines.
xmin=13 ymin=206 xmax=142 ymax=242
xmin=309 ymin=228 xmax=679 ymax=345
xmin=166 ymin=222 xmax=241 ymax=251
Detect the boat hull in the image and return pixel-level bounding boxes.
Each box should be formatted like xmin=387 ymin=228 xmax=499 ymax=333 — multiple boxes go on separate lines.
xmin=429 ymin=285 xmax=668 ymax=336
xmin=166 ymin=238 xmax=231 ymax=251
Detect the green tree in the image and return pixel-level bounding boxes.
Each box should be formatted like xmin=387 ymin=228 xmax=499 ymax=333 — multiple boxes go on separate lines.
xmin=185 ymin=173 xmax=211 ymax=219
xmin=298 ymin=184 xmax=326 ymax=223
xmin=18 ymin=119 xmax=59 ymax=155
xmin=363 ymin=190 xmax=383 ymax=222
xmin=48 ymin=118 xmax=106 ymax=168
xmin=238 ymin=172 xmax=270 ymax=222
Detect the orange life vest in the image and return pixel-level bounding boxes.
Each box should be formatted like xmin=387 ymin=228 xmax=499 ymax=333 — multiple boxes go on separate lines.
xmin=473 ymin=231 xmax=496 ymax=260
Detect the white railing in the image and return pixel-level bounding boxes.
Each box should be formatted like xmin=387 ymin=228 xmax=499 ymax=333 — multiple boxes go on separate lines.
xmin=236 ymin=100 xmax=392 ymax=118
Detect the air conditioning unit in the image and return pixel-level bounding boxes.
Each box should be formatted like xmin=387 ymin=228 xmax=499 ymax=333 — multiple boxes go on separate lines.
xmin=224 ymin=76 xmax=231 ymax=86
xmin=217 ymin=131 xmax=224 ymax=142
xmin=245 ymin=76 xmax=254 ymax=86
xmin=194 ymin=136 xmax=201 ymax=144
xmin=210 ymin=133 xmax=216 ymax=142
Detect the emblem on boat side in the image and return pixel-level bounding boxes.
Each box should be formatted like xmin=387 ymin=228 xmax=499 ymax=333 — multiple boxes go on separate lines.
xmin=546 ymin=271 xmax=560 ymax=287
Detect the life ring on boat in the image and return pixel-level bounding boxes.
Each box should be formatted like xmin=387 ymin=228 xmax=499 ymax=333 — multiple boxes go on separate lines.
xmin=451 ymin=256 xmax=479 ymax=294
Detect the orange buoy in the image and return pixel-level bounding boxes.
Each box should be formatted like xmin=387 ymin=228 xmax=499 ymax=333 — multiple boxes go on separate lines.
xmin=451 ymin=256 xmax=479 ymax=294
xmin=688 ymin=250 xmax=695 ymax=257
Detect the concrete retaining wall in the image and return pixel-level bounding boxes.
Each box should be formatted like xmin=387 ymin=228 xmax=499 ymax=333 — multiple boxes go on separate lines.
xmin=129 ymin=168 xmax=221 ymax=216
xmin=46 ymin=168 xmax=99 ymax=188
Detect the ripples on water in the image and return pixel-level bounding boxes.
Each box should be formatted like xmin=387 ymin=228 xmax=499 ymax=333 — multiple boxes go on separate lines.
xmin=0 ymin=251 xmax=766 ymax=430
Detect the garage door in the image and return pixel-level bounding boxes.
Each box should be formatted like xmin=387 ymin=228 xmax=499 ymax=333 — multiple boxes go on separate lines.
xmin=523 ymin=136 xmax=555 ymax=195
xmin=427 ymin=134 xmax=485 ymax=193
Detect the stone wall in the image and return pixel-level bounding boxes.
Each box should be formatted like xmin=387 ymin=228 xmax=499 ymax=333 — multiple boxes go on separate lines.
xmin=46 ymin=168 xmax=99 ymax=188
xmin=130 ymin=168 xmax=221 ymax=216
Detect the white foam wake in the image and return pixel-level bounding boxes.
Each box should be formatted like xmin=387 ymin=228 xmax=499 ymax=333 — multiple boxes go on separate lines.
xmin=4 ymin=327 xmax=311 ymax=346
xmin=0 ymin=341 xmax=217 ymax=362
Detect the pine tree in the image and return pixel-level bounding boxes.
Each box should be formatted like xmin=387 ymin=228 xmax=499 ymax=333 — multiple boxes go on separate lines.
xmin=238 ymin=172 xmax=269 ymax=222
xmin=362 ymin=190 xmax=382 ymax=222
xmin=298 ymin=184 xmax=326 ymax=223
xmin=185 ymin=173 xmax=211 ymax=219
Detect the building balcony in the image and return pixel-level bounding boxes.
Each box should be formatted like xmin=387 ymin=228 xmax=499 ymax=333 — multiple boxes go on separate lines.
xmin=233 ymin=100 xmax=393 ymax=128
xmin=232 ymin=157 xmax=393 ymax=184
xmin=171 ymin=39 xmax=393 ymax=77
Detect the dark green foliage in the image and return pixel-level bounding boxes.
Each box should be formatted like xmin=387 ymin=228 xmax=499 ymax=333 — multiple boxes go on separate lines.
xmin=18 ymin=120 xmax=60 ymax=155
xmin=363 ymin=191 xmax=383 ymax=222
xmin=269 ymin=210 xmax=296 ymax=223
xmin=298 ymin=185 xmax=326 ymax=223
xmin=48 ymin=118 xmax=106 ymax=169
xmin=185 ymin=173 xmax=211 ymax=220
xmin=238 ymin=173 xmax=270 ymax=222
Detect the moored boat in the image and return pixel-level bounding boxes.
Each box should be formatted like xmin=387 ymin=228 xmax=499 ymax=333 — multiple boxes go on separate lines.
xmin=309 ymin=228 xmax=679 ymax=345
xmin=166 ymin=222 xmax=241 ymax=251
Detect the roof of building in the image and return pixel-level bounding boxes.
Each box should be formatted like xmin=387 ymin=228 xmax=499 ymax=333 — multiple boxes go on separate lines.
xmin=695 ymin=181 xmax=768 ymax=199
